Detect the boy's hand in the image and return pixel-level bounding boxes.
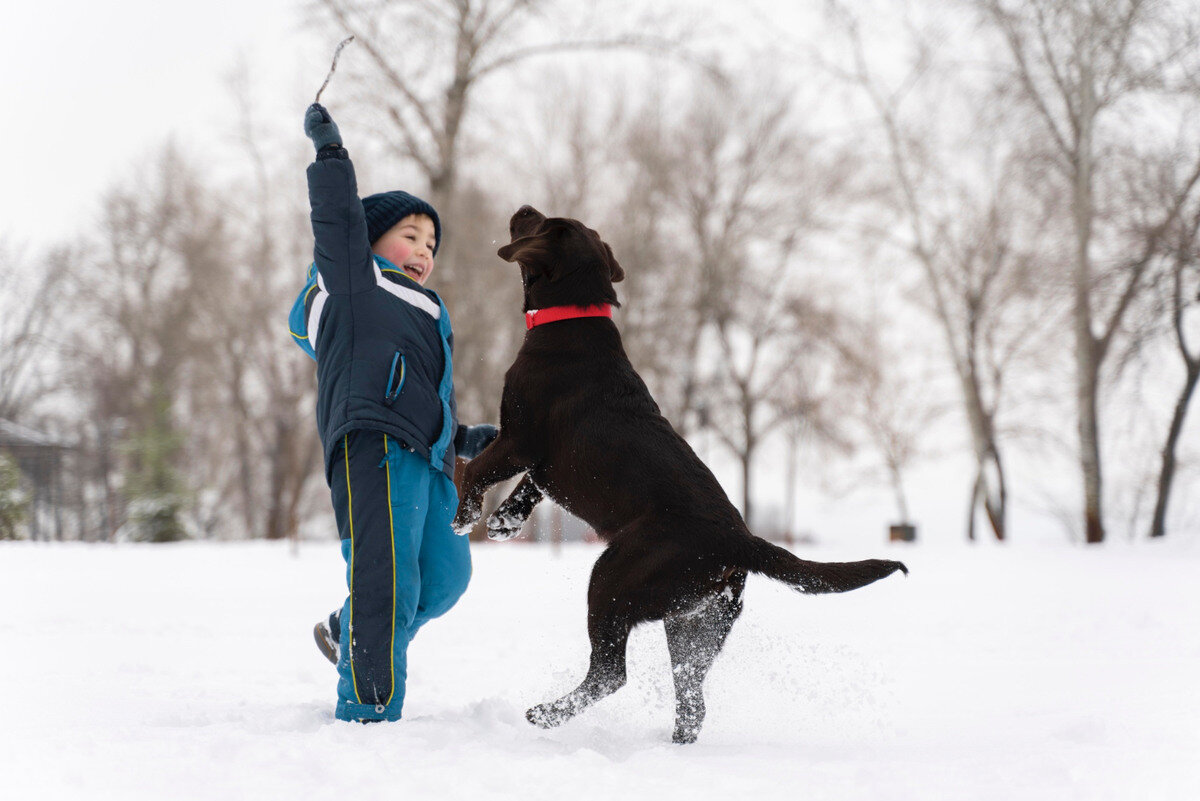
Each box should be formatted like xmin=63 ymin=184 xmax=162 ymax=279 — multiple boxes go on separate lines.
xmin=304 ymin=103 xmax=342 ymax=152
xmin=455 ymin=424 xmax=499 ymax=460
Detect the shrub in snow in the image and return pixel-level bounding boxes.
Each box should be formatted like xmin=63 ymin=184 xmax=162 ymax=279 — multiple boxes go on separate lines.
xmin=119 ymin=495 xmax=189 ymax=543
xmin=0 ymin=452 xmax=29 ymax=540
xmin=120 ymin=398 xmax=189 ymax=543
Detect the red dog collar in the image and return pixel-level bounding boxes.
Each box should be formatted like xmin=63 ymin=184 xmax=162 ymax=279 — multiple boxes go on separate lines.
xmin=525 ymin=304 xmax=613 ymax=330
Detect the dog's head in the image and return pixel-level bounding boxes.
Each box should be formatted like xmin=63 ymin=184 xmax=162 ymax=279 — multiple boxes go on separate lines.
xmin=497 ymin=205 xmax=624 ymax=312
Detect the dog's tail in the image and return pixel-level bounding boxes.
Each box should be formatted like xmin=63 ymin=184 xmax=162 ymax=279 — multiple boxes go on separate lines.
xmin=733 ymin=535 xmax=907 ymax=594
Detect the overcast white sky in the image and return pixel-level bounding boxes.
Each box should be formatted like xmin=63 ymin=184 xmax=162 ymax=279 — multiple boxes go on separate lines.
xmin=0 ymin=0 xmax=823 ymax=253
xmin=1 ymin=0 xmax=316 ymax=249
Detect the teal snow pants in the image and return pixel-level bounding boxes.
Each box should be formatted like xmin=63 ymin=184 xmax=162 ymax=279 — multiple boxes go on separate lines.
xmin=328 ymin=430 xmax=471 ymax=722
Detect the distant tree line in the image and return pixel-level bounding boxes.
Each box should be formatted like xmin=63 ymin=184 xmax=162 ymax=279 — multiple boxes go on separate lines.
xmin=0 ymin=0 xmax=1197 ymax=544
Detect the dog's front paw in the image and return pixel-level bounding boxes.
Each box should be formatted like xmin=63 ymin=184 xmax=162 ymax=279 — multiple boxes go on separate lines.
xmin=526 ymin=702 xmax=569 ymax=729
xmin=452 ymin=500 xmax=481 ymax=536
xmin=486 ymin=511 xmax=523 ymax=541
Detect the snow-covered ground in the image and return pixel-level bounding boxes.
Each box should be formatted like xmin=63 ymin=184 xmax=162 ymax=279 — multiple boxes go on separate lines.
xmin=2 ymin=539 xmax=1198 ymax=800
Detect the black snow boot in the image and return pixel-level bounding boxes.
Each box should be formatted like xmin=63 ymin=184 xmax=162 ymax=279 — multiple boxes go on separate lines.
xmin=313 ymin=610 xmax=341 ymax=665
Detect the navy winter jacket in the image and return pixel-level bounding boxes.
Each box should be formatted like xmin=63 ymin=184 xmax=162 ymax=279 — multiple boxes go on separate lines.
xmin=288 ymin=153 xmax=460 ymax=480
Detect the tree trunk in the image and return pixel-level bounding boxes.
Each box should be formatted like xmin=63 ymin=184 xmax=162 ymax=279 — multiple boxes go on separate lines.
xmin=227 ymin=356 xmax=259 ymax=539
xmin=676 ymin=305 xmax=712 ymax=435
xmin=1149 ymin=361 xmax=1200 ymax=538
xmin=886 ymin=457 xmax=910 ymax=525
xmin=264 ymin=416 xmax=293 ymax=541
xmin=980 ymin=446 xmax=1007 ymax=542
xmin=967 ymin=471 xmax=980 ymax=542
xmin=958 ymin=364 xmax=1007 ymax=541
xmin=784 ymin=430 xmax=799 ymax=543
xmin=1077 ymin=353 xmax=1105 ymax=544
xmin=740 ymin=395 xmax=756 ymax=527
xmin=1072 ymin=69 xmax=1105 ymax=544
xmin=741 ymin=452 xmax=753 ymax=528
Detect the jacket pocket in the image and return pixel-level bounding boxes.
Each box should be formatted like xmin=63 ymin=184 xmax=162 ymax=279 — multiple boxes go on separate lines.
xmin=384 ymin=352 xmax=406 ymax=404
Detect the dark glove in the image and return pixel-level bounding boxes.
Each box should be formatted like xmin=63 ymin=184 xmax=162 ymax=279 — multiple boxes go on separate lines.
xmin=455 ymin=424 xmax=498 ymax=460
xmin=304 ymin=103 xmax=342 ymax=152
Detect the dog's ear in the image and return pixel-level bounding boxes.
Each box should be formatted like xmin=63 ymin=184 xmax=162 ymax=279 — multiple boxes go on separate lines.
xmin=498 ymin=234 xmax=558 ymax=280
xmin=497 ymin=234 xmax=538 ymax=263
xmin=603 ymin=242 xmax=625 ymax=283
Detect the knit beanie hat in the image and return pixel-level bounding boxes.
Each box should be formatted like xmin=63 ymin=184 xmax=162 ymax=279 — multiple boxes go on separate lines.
xmin=362 ymin=191 xmax=442 ymax=255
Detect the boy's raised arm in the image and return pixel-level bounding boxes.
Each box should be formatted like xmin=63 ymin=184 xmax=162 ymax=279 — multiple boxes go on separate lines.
xmin=304 ymin=103 xmax=374 ymax=295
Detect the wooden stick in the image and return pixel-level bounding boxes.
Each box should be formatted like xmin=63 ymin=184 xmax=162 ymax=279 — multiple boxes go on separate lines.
xmin=315 ymin=36 xmax=356 ymax=103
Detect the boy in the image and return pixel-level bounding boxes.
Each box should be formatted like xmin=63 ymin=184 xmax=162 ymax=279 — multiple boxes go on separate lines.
xmin=289 ymin=102 xmax=496 ymax=723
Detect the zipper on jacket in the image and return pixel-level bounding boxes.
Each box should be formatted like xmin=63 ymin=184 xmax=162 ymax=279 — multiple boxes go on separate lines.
xmin=384 ymin=352 xmax=406 ymax=403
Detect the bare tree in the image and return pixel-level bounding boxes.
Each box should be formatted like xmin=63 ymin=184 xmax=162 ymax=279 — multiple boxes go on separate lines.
xmin=619 ymin=76 xmax=857 ymax=436
xmin=0 ymin=243 xmax=72 ymax=422
xmin=520 ymin=74 xmax=630 ymax=221
xmin=587 ymin=89 xmax=696 ymax=409
xmin=507 ymin=66 xmax=867 ymax=526
xmin=75 ymin=146 xmax=223 ymax=540
xmin=825 ymin=1 xmax=1081 ymax=541
xmin=215 ymin=64 xmax=326 ymax=541
xmin=978 ymin=0 xmax=1200 ymax=542
xmin=845 ymin=317 xmax=945 ymax=534
xmin=72 ymin=131 xmax=328 ymax=543
xmin=511 ymin=72 xmax=689 ymax=405
xmin=1148 ymin=196 xmax=1200 ymax=537
xmin=305 ymin=0 xmax=696 ymax=425
xmin=308 ymin=0 xmax=682 ymax=294
xmin=705 ymin=288 xmax=854 ymax=528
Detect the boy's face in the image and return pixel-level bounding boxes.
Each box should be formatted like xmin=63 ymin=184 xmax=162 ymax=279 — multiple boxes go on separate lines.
xmin=372 ymin=213 xmax=437 ymax=285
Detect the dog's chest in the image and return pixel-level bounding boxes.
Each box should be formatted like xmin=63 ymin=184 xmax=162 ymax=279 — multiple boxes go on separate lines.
xmin=501 ymin=349 xmax=590 ymax=417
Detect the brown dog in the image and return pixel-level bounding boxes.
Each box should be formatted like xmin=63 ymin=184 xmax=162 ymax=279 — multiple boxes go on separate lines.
xmin=453 ymin=205 xmax=907 ymax=743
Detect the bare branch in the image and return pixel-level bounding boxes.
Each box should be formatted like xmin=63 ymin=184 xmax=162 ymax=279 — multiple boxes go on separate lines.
xmin=984 ymin=1 xmax=1073 ymax=160
xmin=470 ymin=34 xmax=684 ymax=82
xmin=316 ymin=0 xmax=439 ymax=137
xmin=1098 ymin=152 xmax=1200 ymax=360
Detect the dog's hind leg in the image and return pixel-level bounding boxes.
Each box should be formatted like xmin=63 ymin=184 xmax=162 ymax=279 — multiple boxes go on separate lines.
xmin=526 ymin=612 xmax=632 ymax=729
xmin=527 ymin=546 xmax=635 ymax=729
xmin=663 ymin=568 xmax=747 ymax=744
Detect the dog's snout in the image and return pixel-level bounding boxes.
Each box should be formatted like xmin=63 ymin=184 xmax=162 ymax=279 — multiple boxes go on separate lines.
xmin=510 ymin=205 xmax=545 ymax=238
